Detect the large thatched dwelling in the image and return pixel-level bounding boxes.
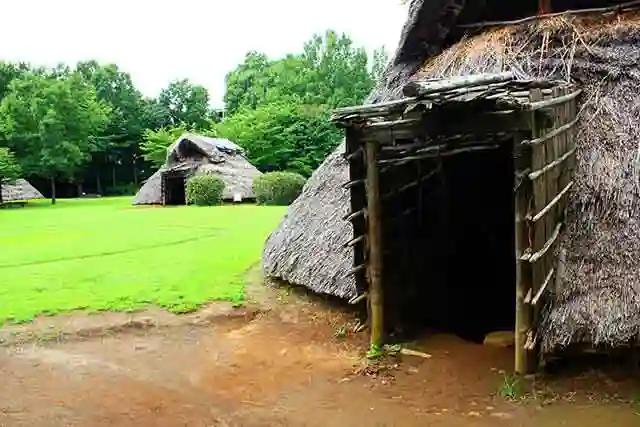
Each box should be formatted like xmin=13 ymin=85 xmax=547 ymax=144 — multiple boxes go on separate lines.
xmin=263 ymin=0 xmax=640 ymax=369
xmin=1 ymin=179 xmax=44 ymax=203
xmin=133 ymin=133 xmax=261 ymax=205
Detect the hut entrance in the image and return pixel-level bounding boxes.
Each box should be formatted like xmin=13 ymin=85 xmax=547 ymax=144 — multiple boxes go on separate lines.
xmin=424 ymin=141 xmax=516 ymax=343
xmin=162 ymin=172 xmax=187 ymax=205
xmin=333 ymin=72 xmax=581 ymax=373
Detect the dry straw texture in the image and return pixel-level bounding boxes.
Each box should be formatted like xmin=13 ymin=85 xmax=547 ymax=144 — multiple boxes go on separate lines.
xmin=1 ymin=179 xmax=44 ymax=202
xmin=420 ymin=11 xmax=640 ymax=351
xmin=263 ymin=3 xmax=640 ymax=351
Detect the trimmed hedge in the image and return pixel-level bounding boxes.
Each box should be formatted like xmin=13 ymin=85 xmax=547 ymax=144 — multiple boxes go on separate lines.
xmin=253 ymin=172 xmax=306 ymax=206
xmin=186 ymin=175 xmax=225 ymax=206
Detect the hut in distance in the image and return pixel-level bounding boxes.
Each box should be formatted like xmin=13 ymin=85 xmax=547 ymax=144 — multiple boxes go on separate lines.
xmin=1 ymin=179 xmax=44 ymax=204
xmin=133 ymin=133 xmax=261 ymax=206
xmin=263 ymin=0 xmax=640 ymax=372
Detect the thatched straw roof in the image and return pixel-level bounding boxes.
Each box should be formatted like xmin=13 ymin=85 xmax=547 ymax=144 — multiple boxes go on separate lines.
xmin=264 ymin=0 xmax=640 ymax=352
xmin=1 ymin=179 xmax=43 ymax=202
xmin=133 ymin=133 xmax=262 ymax=204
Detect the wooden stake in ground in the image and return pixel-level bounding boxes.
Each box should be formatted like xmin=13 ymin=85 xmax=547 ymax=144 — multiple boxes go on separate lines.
xmin=365 ymin=139 xmax=384 ymax=357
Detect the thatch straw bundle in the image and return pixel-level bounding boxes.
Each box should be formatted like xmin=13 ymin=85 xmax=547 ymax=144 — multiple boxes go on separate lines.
xmin=264 ymin=4 xmax=640 ymax=353
xmin=419 ymin=11 xmax=640 ymax=351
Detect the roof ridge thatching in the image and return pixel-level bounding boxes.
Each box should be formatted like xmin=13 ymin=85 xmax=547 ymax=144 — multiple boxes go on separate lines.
xmin=263 ymin=0 xmax=640 ymax=352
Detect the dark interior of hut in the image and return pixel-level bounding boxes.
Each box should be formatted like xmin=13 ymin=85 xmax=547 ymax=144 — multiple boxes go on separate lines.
xmin=381 ymin=135 xmax=516 ymax=344
xmin=163 ymin=173 xmax=187 ymax=205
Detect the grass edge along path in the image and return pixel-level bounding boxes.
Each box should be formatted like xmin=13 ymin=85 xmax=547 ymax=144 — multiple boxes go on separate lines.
xmin=0 ymin=197 xmax=286 ymax=325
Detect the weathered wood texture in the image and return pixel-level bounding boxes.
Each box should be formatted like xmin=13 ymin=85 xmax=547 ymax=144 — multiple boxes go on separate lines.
xmin=334 ymin=74 xmax=579 ymax=367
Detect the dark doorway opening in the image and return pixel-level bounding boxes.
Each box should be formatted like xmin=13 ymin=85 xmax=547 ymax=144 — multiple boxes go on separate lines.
xmin=385 ymin=140 xmax=516 ymax=344
xmin=163 ymin=174 xmax=186 ymax=205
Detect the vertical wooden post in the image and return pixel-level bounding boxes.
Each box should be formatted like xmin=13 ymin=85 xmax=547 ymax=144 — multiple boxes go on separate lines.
xmin=514 ymin=129 xmax=532 ymax=375
xmin=366 ymin=139 xmax=384 ymax=354
xmin=346 ymin=127 xmax=368 ymax=327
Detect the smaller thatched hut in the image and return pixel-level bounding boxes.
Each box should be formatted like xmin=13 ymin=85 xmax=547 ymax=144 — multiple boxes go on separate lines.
xmin=133 ymin=133 xmax=262 ymax=205
xmin=1 ymin=179 xmax=44 ymax=203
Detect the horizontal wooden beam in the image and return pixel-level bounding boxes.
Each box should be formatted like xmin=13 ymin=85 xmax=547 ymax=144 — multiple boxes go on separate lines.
xmin=525 ymin=90 xmax=582 ymax=111
xmin=342 ymin=179 xmax=365 ymax=190
xmin=344 ymin=234 xmax=365 ymax=248
xmin=528 ymin=147 xmax=577 ymax=180
xmin=529 ymin=181 xmax=574 ymax=223
xmin=532 ymin=268 xmax=554 ymax=306
xmin=402 ymin=72 xmax=514 ymax=98
xmin=349 ymin=292 xmax=368 ymax=305
xmin=521 ymin=222 xmax=563 ymax=263
xmin=523 ymin=116 xmax=580 ymax=146
xmin=343 ymin=208 xmax=366 ymax=222
xmin=346 ymin=264 xmax=366 ymax=276
xmin=332 ymin=97 xmax=417 ymax=119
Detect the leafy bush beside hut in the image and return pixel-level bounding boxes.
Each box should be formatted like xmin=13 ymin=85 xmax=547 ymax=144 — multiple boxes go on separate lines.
xmin=253 ymin=172 xmax=306 ymax=206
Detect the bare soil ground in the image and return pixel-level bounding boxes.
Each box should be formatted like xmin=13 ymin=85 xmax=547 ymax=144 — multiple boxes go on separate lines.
xmin=1 ymin=269 xmax=639 ymax=427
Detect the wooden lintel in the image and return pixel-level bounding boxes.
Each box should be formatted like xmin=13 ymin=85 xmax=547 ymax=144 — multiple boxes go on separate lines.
xmin=403 ymin=72 xmax=514 ymax=97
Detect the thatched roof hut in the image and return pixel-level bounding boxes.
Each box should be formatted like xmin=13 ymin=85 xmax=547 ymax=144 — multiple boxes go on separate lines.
xmin=264 ymin=0 xmax=640 ymax=357
xmin=1 ymin=179 xmax=44 ymax=202
xmin=133 ymin=133 xmax=261 ymax=205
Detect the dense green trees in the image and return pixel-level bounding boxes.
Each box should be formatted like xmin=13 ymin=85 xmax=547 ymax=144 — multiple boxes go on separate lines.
xmin=0 ymin=71 xmax=111 ymax=203
xmin=219 ymin=29 xmax=387 ymax=176
xmin=0 ymin=29 xmax=388 ymax=200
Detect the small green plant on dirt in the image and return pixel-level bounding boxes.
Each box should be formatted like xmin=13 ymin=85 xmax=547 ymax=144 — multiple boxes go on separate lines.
xmin=498 ymin=372 xmax=522 ymax=400
xmin=186 ymin=175 xmax=225 ymax=206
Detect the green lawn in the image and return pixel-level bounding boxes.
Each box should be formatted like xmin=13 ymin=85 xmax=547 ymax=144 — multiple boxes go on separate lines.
xmin=0 ymin=197 xmax=286 ymax=324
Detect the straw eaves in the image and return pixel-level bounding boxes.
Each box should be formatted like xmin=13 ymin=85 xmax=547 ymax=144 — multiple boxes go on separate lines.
xmin=263 ymin=0 xmax=640 ymax=352
xmin=1 ymin=179 xmax=44 ymax=202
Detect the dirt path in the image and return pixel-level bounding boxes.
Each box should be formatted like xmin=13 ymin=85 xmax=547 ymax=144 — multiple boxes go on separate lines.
xmin=1 ymin=277 xmax=639 ymax=426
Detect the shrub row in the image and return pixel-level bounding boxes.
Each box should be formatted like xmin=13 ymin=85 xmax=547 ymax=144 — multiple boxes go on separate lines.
xmin=185 ymin=171 xmax=306 ymax=207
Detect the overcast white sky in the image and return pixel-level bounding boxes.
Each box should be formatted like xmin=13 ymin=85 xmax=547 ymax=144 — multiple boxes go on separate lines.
xmin=1 ymin=0 xmax=408 ymax=108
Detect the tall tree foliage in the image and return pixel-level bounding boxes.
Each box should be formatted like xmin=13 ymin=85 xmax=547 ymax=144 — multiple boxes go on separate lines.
xmin=0 ymin=71 xmax=111 ymax=203
xmin=222 ymin=30 xmax=388 ymax=175
xmin=216 ymin=102 xmax=341 ymax=176
xmin=158 ymin=79 xmax=213 ymax=129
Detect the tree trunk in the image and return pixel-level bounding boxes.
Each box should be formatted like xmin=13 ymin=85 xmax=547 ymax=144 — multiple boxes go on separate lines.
xmin=132 ymin=158 xmax=138 ymax=186
xmin=112 ymin=165 xmax=117 ymax=190
xmin=77 ymin=182 xmax=84 ymax=197
xmin=50 ymin=176 xmax=57 ymax=205
xmin=96 ymin=173 xmax=102 ymax=195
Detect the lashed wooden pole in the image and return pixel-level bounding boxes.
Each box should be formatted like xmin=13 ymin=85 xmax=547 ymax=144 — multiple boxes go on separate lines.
xmin=539 ymin=0 xmax=552 ymax=14
xmin=365 ymin=139 xmax=384 ymax=356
